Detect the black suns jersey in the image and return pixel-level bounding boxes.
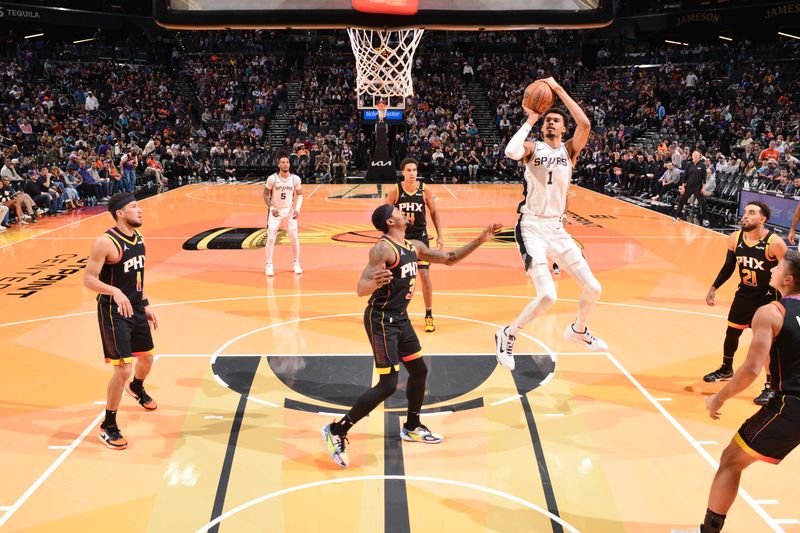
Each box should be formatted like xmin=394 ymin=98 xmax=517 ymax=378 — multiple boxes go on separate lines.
xmin=395 ymin=182 xmax=427 ymax=237
xmin=368 ymin=236 xmax=417 ymax=313
xmin=770 ymin=296 xmax=800 ymax=395
xmin=98 ymin=227 xmax=146 ymax=305
xmin=735 ymin=229 xmax=779 ymax=296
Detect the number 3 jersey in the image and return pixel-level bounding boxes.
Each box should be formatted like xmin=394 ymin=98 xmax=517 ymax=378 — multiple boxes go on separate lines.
xmin=266 ymin=173 xmax=302 ymax=217
xmin=368 ymin=237 xmax=417 ymax=313
xmin=98 ymin=227 xmax=146 ymax=305
xmin=735 ymin=229 xmax=779 ymax=297
xmin=519 ymin=141 xmax=571 ymax=218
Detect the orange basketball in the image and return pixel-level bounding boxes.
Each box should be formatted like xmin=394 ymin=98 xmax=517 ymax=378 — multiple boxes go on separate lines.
xmin=522 ymin=80 xmax=555 ymax=114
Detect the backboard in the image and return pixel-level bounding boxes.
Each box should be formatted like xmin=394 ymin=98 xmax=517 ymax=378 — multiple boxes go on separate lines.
xmin=153 ymin=0 xmax=614 ymax=30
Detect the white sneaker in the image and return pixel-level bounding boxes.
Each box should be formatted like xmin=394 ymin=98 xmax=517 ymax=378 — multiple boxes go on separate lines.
xmin=265 ymin=263 xmax=274 ymax=277
xmin=293 ymin=262 xmax=303 ymax=274
xmin=0 ymin=225 xmax=7 ymax=232
xmin=494 ymin=326 xmax=516 ymax=370
xmin=563 ymin=323 xmax=608 ymax=351
xmin=321 ymin=424 xmax=349 ymax=468
xmin=400 ymin=424 xmax=444 ymax=444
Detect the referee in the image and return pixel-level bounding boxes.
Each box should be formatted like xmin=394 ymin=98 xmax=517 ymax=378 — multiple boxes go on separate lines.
xmin=675 ymin=150 xmax=708 ymax=222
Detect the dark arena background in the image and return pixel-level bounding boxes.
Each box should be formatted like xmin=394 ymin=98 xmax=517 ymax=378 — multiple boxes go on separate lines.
xmin=0 ymin=1 xmax=799 ymax=532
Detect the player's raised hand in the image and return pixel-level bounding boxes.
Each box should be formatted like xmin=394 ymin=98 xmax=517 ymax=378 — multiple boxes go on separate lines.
xmin=540 ymin=77 xmax=563 ymax=92
xmin=521 ymin=104 xmax=541 ymax=124
xmin=373 ymin=268 xmax=393 ymax=288
xmin=478 ymin=223 xmax=503 ymax=243
xmin=789 ymin=229 xmax=796 ymax=245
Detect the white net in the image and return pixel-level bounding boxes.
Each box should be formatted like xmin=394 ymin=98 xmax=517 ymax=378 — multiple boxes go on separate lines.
xmin=347 ymin=28 xmax=424 ymax=109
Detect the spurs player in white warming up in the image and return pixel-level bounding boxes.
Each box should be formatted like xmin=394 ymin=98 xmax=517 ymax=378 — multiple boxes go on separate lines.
xmin=263 ymin=155 xmax=303 ymax=276
xmin=495 ymin=77 xmax=607 ymax=371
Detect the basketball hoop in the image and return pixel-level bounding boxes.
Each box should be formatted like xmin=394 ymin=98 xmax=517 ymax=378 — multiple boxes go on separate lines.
xmin=347 ymin=27 xmax=424 ymax=109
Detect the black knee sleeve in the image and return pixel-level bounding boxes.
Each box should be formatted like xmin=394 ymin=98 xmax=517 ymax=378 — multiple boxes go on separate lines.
xmin=347 ymin=371 xmax=398 ymax=424
xmin=405 ymin=357 xmax=428 ymax=380
xmin=723 ymin=326 xmax=744 ymax=362
xmin=404 ymin=358 xmax=428 ymax=417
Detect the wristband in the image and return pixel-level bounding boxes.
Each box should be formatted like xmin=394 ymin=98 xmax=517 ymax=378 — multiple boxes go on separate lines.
xmin=142 ymin=298 xmax=150 ymax=307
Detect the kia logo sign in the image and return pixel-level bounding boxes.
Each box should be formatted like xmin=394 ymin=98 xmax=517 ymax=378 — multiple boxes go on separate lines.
xmin=371 ymin=161 xmax=393 ymax=167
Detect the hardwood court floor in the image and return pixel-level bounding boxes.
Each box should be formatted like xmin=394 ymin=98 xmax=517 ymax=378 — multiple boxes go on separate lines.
xmin=0 ymin=183 xmax=797 ymax=532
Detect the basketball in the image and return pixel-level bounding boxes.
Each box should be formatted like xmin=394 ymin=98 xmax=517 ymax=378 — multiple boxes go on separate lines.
xmin=522 ymin=80 xmax=555 ymax=114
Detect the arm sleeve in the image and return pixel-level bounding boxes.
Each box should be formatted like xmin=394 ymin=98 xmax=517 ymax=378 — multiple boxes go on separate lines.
xmin=504 ymin=123 xmax=531 ymax=161
xmin=712 ymin=249 xmax=737 ymax=289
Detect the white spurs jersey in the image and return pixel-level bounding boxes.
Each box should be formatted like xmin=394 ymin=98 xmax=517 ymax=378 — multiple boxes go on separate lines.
xmin=266 ymin=173 xmax=301 ymax=217
xmin=518 ymin=141 xmax=572 ymax=217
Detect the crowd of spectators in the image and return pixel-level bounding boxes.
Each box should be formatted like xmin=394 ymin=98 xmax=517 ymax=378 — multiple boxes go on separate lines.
xmin=1 ymin=26 xmax=798 ymax=232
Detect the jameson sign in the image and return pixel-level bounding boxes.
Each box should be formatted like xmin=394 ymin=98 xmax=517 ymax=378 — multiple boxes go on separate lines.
xmin=675 ymin=11 xmax=721 ymax=26
xmin=765 ymin=2 xmax=800 ymax=19
xmin=670 ymin=2 xmax=800 ymax=27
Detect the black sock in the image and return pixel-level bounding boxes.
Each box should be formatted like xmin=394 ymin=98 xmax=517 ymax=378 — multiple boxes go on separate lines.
xmin=702 ymin=508 xmax=726 ymax=533
xmin=721 ymin=357 xmax=733 ymax=371
xmin=131 ymin=377 xmax=144 ymax=391
xmin=103 ymin=409 xmax=117 ymax=428
xmin=405 ymin=412 xmax=421 ymax=430
xmin=331 ymin=415 xmax=354 ymax=436
xmin=425 ymin=308 xmax=432 ymax=318
xmin=765 ymin=375 xmax=771 ymax=388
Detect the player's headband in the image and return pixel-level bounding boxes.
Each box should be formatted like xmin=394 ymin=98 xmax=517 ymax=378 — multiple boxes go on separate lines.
xmin=371 ymin=204 xmax=395 ymax=233
xmin=108 ymin=193 xmax=136 ymax=215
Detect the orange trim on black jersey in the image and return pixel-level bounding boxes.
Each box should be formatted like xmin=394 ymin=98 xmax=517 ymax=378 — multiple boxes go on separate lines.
xmin=109 ymin=302 xmax=119 ymax=355
xmin=734 ymin=432 xmax=781 ymax=464
xmin=771 ymin=300 xmax=786 ymax=317
xmin=401 ymin=351 xmax=424 ymax=362
xmin=104 ymin=233 xmax=123 ymax=265
xmin=382 ymin=237 xmax=401 ymax=270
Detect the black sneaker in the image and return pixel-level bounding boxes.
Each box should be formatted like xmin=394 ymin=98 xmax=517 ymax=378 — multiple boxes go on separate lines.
xmin=753 ymin=385 xmax=774 ymax=406
xmin=99 ymin=424 xmax=128 ymax=450
xmin=703 ymin=366 xmax=733 ymax=382
xmin=125 ymin=382 xmax=158 ymax=411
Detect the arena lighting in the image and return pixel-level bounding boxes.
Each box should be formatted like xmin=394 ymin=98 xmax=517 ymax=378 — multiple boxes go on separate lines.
xmin=778 ymin=31 xmax=800 ymax=41
xmin=73 ymin=37 xmax=95 ymax=44
xmin=664 ymin=39 xmax=689 ymax=46
xmin=24 ymin=33 xmax=44 ymax=39
xmin=718 ymin=35 xmax=732 ymax=41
